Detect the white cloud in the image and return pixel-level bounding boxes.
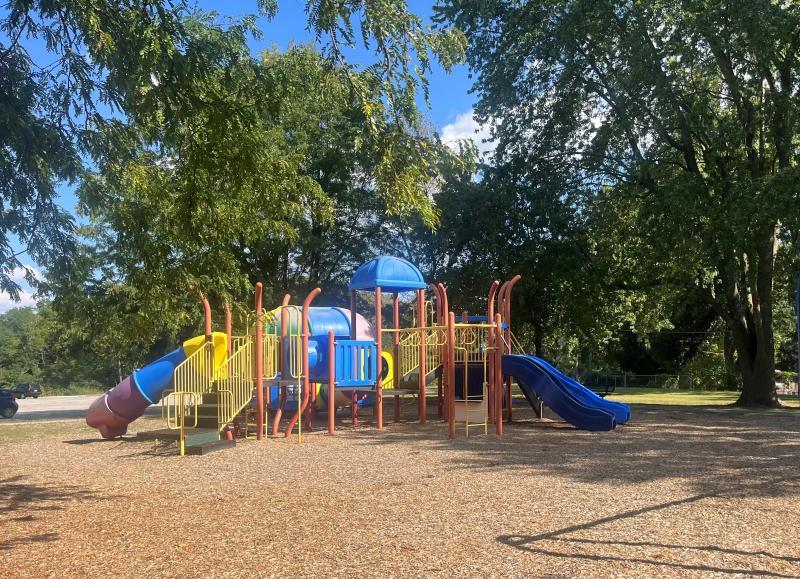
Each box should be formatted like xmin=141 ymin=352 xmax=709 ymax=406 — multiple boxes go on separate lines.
xmin=0 ymin=264 xmax=40 ymax=313
xmin=0 ymin=289 xmax=36 ymax=312
xmin=10 ymin=265 xmax=40 ymax=281
xmin=441 ymin=110 xmax=495 ymax=160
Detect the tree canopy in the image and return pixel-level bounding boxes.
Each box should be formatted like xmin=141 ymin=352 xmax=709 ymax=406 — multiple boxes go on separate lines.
xmin=436 ymin=0 xmax=800 ymax=405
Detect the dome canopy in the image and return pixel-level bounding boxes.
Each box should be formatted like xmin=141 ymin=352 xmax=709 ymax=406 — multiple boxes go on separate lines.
xmin=349 ymin=256 xmax=427 ymax=293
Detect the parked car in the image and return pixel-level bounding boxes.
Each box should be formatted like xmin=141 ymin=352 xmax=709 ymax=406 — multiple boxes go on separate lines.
xmin=12 ymin=383 xmax=41 ymax=399
xmin=0 ymin=389 xmax=19 ymax=419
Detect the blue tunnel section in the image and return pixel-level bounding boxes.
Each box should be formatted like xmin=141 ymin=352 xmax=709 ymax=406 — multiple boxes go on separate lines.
xmin=132 ymin=347 xmax=186 ymax=404
xmin=269 ymin=307 xmax=379 ymax=410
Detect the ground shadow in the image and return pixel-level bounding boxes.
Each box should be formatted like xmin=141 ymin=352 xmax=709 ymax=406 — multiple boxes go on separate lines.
xmin=496 ymin=475 xmax=799 ymax=577
xmin=0 ymin=475 xmax=114 ymax=551
xmin=345 ymin=402 xmax=800 ymax=500
xmin=63 ymin=436 xmax=137 ymax=445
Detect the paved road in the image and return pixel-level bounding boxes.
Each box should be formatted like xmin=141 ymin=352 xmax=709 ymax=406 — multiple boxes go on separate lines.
xmin=4 ymin=394 xmax=159 ymax=422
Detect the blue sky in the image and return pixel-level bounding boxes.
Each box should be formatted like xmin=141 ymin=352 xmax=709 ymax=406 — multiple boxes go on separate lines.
xmin=2 ymin=1 xmax=487 ymax=311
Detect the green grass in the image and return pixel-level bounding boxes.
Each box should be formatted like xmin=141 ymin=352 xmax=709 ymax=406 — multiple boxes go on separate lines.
xmin=0 ymin=420 xmax=87 ymax=444
xmin=607 ymin=387 xmax=800 ymax=408
xmin=42 ymin=384 xmax=106 ymax=396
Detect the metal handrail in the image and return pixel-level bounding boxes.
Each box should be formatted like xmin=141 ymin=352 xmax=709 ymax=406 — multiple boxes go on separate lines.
xmin=279 ymin=305 xmax=305 ymax=441
xmin=453 ymin=324 xmax=494 ymax=364
xmin=174 ymin=341 xmax=217 ymax=400
xmin=262 ymin=334 xmax=280 ymax=379
xmin=381 ymin=326 xmax=448 ymax=380
xmin=215 ymin=341 xmax=254 ymax=431
xmin=164 ymin=391 xmax=199 ymax=456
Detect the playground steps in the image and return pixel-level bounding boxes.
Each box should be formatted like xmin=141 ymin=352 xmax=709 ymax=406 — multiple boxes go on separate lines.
xmin=137 ymin=427 xmax=226 ymax=453
xmin=137 ymin=427 xmax=219 ymax=445
xmin=184 ymin=438 xmax=236 ymax=455
xmin=191 ymin=390 xmax=248 ymax=429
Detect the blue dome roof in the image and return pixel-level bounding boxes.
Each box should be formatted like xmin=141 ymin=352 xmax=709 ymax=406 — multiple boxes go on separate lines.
xmin=349 ymin=256 xmax=427 ymax=293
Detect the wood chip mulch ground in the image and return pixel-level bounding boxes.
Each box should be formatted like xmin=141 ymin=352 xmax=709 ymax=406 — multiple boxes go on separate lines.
xmin=1 ymin=403 xmax=799 ymax=578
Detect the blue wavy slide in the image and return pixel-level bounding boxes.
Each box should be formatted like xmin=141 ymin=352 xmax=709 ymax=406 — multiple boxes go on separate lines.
xmin=501 ymin=355 xmax=631 ymax=431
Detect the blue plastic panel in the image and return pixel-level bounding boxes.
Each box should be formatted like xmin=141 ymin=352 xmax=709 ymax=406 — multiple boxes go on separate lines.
xmin=334 ymin=340 xmax=377 ymax=387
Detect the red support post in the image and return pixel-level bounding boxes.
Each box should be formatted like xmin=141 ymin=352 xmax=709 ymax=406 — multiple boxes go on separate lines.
xmin=438 ymin=284 xmax=449 ymax=322
xmin=496 ymin=281 xmax=509 ymax=327
xmin=487 ymin=280 xmax=500 ymax=423
xmin=495 ymin=280 xmax=510 ymax=422
xmin=417 ymin=288 xmax=427 ymax=423
xmin=428 ymin=283 xmax=444 ymax=420
xmin=438 ymin=284 xmax=449 ymax=421
xmin=447 ymin=311 xmax=456 ymax=438
xmin=271 ymin=294 xmax=291 ymax=436
xmin=488 ymin=281 xmax=500 ymax=322
xmin=285 ymin=287 xmax=321 ymax=437
xmin=191 ymin=288 xmax=213 ymax=341
xmin=328 ymin=330 xmax=335 ymax=435
xmin=375 ymin=286 xmax=383 ymax=429
xmin=254 ymin=283 xmax=264 ymax=440
xmin=495 ymin=313 xmax=504 ymax=435
xmin=224 ymin=301 xmax=232 ymax=356
xmin=503 ymin=275 xmax=521 ymax=422
xmin=393 ymin=293 xmax=402 ymax=423
xmin=503 ymin=275 xmax=522 ymax=350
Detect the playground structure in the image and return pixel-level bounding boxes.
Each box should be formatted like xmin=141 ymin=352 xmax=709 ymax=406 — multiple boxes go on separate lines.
xmin=86 ymin=256 xmax=630 ymax=454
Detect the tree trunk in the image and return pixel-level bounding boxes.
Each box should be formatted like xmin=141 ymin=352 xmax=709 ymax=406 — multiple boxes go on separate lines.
xmin=734 ymin=335 xmax=779 ymax=406
xmin=726 ymin=226 xmax=781 ymax=407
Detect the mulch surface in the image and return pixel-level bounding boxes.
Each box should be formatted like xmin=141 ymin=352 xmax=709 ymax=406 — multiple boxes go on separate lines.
xmin=1 ymin=403 xmax=799 ymax=578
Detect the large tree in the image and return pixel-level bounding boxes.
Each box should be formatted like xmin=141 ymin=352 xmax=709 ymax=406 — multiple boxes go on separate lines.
xmin=439 ymin=0 xmax=800 ymax=406
xmin=1 ymin=0 xmax=464 ymax=302
xmin=44 ymin=32 xmax=467 ymax=369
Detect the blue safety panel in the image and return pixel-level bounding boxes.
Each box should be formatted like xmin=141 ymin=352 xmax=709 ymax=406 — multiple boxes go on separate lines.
xmin=334 ymin=340 xmax=378 ymax=387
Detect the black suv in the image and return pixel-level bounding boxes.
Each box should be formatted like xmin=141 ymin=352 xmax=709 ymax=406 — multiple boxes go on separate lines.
xmin=12 ymin=383 xmax=41 ymax=399
xmin=0 ymin=389 xmax=18 ymax=418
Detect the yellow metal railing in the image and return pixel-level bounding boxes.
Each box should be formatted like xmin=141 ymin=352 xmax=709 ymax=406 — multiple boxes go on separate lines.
xmin=231 ymin=335 xmax=250 ymax=354
xmin=172 ymin=341 xmax=217 ymax=416
xmin=162 ymin=391 xmax=200 ymax=455
xmin=262 ymin=334 xmax=280 ymax=380
xmin=276 ymin=305 xmax=305 ymax=442
xmin=174 ymin=341 xmax=218 ymax=399
xmin=382 ymin=326 xmax=448 ymax=381
xmin=453 ymin=323 xmax=495 ymax=363
xmin=216 ymin=341 xmax=254 ymax=431
xmin=168 ymin=341 xmax=218 ymax=455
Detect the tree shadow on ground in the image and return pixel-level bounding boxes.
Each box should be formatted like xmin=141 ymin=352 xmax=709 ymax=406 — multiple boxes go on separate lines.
xmin=0 ymin=475 xmax=114 ymax=551
xmin=497 ymin=473 xmax=799 ymax=577
xmin=343 ymin=401 xmax=800 ymax=576
xmin=348 ymin=404 xmax=800 ymax=499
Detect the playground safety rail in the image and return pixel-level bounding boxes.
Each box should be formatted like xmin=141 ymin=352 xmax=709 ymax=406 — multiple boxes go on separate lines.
xmin=382 ymin=326 xmax=449 ymax=380
xmin=216 ymin=340 xmax=255 ymax=433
